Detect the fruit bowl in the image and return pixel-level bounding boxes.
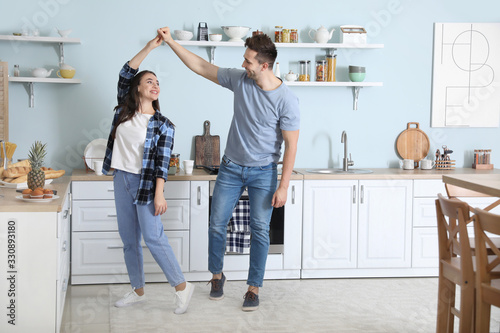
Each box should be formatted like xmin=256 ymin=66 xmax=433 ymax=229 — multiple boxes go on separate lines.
xmin=221 ymin=26 xmax=251 ymax=42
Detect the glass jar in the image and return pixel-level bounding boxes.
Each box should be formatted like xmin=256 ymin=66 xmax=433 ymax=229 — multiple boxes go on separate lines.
xmin=275 ymin=26 xmax=283 ymax=43
xmin=282 ymin=29 xmax=290 ymax=43
xmin=316 ymin=60 xmax=327 ymax=82
xmin=13 ymin=65 xmax=20 ymax=77
xmin=290 ymin=29 xmax=298 ymax=43
xmin=299 ymin=60 xmax=311 ymax=81
xmin=170 ymin=153 xmax=180 ymax=172
xmin=326 ymin=54 xmax=337 ymax=82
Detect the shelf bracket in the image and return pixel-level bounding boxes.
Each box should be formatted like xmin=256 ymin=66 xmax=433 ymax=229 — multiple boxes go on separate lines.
xmin=210 ymin=46 xmax=216 ymax=64
xmin=59 ymin=42 xmax=65 ymax=65
xmin=352 ymin=86 xmax=362 ymax=110
xmin=28 ymin=82 xmax=35 ymax=108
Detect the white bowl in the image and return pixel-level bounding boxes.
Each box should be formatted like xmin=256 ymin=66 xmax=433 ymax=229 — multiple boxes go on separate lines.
xmin=174 ymin=30 xmax=193 ymax=41
xmin=209 ymin=34 xmax=222 ymax=42
xmin=221 ymin=26 xmax=251 ymax=42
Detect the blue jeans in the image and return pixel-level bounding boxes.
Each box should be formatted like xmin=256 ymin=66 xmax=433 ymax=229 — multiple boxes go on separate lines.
xmin=209 ymin=155 xmax=277 ymax=287
xmin=113 ymin=170 xmax=185 ymax=289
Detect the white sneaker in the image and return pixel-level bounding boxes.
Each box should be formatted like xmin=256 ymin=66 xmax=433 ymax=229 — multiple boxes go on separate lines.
xmin=174 ymin=282 xmax=195 ymax=314
xmin=114 ymin=290 xmax=146 ymax=308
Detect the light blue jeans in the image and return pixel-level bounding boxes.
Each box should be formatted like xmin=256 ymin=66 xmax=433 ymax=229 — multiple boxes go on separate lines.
xmin=113 ymin=169 xmax=185 ymax=289
xmin=209 ymin=155 xmax=277 ymax=287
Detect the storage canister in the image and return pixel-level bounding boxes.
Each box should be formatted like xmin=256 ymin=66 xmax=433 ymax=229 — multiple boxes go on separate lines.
xmin=316 ymin=60 xmax=326 ymax=82
xmin=282 ymin=29 xmax=290 ymax=43
xmin=299 ymin=60 xmax=311 ymax=81
xmin=326 ymin=54 xmax=336 ymax=82
xmin=275 ymin=26 xmax=283 ymax=43
xmin=290 ymin=29 xmax=298 ymax=43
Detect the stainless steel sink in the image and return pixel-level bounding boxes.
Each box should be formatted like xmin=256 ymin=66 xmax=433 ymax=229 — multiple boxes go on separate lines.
xmin=306 ymin=168 xmax=373 ymax=174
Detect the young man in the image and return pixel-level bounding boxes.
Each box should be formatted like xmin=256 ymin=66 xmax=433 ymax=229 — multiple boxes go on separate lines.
xmin=158 ymin=27 xmax=300 ymax=311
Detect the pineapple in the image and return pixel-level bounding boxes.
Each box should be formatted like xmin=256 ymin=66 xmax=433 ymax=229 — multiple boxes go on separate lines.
xmin=27 ymin=141 xmax=47 ymax=190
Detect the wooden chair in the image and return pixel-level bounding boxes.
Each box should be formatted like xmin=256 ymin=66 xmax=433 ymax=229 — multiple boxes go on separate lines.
xmin=472 ymin=208 xmax=500 ymax=333
xmin=435 ymin=193 xmax=475 ymax=333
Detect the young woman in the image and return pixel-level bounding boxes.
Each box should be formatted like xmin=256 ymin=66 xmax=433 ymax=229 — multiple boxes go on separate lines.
xmin=102 ymin=35 xmax=194 ymax=314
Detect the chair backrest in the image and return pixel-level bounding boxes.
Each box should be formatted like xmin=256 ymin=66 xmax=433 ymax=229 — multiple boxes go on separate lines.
xmin=436 ymin=194 xmax=473 ymax=270
xmin=473 ymin=208 xmax=500 ymax=281
xmin=445 ymin=183 xmax=490 ymax=198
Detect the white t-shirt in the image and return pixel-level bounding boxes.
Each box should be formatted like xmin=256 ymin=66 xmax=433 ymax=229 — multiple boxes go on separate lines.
xmin=111 ymin=112 xmax=153 ymax=174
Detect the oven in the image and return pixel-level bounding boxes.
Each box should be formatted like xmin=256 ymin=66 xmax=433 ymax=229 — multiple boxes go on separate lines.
xmin=209 ymin=181 xmax=284 ymax=254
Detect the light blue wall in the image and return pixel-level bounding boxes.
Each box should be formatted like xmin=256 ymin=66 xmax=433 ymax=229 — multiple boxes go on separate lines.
xmin=1 ymin=0 xmax=499 ymax=171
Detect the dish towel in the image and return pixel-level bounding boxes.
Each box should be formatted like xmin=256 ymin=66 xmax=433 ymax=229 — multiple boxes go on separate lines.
xmin=226 ymin=200 xmax=251 ymax=254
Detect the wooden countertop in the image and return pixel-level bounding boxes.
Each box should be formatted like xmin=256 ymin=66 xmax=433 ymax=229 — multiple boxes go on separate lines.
xmin=0 ymin=176 xmax=71 ymax=213
xmin=295 ymin=167 xmax=500 ymax=180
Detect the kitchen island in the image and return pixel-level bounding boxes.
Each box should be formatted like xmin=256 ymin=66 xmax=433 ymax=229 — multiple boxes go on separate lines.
xmin=0 ymin=176 xmax=71 ymax=333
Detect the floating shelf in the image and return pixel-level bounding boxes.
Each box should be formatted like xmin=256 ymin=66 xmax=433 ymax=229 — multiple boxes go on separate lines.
xmin=283 ymin=81 xmax=382 ymax=87
xmin=8 ymin=77 xmax=81 ymax=108
xmin=0 ymin=35 xmax=81 ymax=44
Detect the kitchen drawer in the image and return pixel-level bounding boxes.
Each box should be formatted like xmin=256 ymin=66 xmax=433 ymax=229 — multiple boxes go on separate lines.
xmin=72 ymin=199 xmax=189 ymax=231
xmin=72 ymin=180 xmax=190 ymax=200
xmin=71 ymin=231 xmax=189 ymax=275
xmin=412 ymin=227 xmax=439 ymax=268
xmin=413 ymin=198 xmax=438 ymax=227
xmin=413 ymin=179 xmax=446 ymax=197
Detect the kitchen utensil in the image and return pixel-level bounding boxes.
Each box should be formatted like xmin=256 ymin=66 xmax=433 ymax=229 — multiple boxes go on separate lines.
xmin=197 ymin=22 xmax=208 ymax=41
xmin=399 ymin=159 xmax=414 ymax=170
xmin=56 ymin=28 xmax=72 ymax=38
xmin=221 ymin=26 xmax=251 ymax=42
xmin=32 ymin=68 xmax=54 ymax=78
xmin=195 ymin=120 xmax=220 ymax=169
xmin=57 ymin=63 xmax=76 ymax=79
xmin=285 ymin=71 xmax=298 ymax=82
xmin=308 ymin=25 xmax=335 ymax=44
xmin=174 ymin=30 xmax=193 ymax=41
xmin=84 ymin=138 xmax=107 ymax=170
xmin=396 ymin=122 xmax=430 ymax=168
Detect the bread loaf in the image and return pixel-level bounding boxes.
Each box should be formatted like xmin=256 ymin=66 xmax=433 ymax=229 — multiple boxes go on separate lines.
xmin=3 ymin=166 xmax=31 ymax=178
xmin=8 ymin=160 xmax=30 ymax=168
xmin=9 ymin=169 xmax=65 ymax=183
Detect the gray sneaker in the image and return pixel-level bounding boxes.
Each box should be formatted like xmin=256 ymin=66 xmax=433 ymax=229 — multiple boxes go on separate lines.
xmin=208 ymin=273 xmax=226 ymax=300
xmin=242 ymin=291 xmax=259 ymax=311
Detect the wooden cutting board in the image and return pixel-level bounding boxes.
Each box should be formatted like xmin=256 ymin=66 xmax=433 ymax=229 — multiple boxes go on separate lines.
xmin=195 ymin=120 xmax=220 ymax=168
xmin=396 ymin=122 xmax=430 ymax=165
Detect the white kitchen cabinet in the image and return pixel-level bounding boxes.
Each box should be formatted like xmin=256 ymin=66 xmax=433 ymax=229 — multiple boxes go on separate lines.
xmin=0 ymin=185 xmax=70 ymax=333
xmin=71 ymin=180 xmax=191 ymax=285
xmin=302 ymin=179 xmax=412 ymax=278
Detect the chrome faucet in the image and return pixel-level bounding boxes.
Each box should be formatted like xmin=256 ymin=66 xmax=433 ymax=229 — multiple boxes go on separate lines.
xmin=341 ymin=131 xmax=354 ymax=171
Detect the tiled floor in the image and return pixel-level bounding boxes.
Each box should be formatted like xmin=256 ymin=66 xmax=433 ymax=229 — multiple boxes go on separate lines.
xmin=60 ymin=278 xmax=500 ymax=333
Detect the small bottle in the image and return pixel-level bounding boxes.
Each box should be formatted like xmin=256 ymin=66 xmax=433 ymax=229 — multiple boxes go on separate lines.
xmin=275 ymin=26 xmax=283 ymax=43
xmin=14 ymin=65 xmax=20 ymax=77
xmin=282 ymin=29 xmax=290 ymax=43
xmin=274 ymin=62 xmax=281 ymax=78
xmin=299 ymin=60 xmax=310 ymax=81
xmin=290 ymin=29 xmax=298 ymax=43
xmin=316 ymin=60 xmax=326 ymax=82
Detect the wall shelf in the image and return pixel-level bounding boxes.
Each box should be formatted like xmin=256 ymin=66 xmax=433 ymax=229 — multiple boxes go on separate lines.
xmin=8 ymin=77 xmax=81 ymax=108
xmin=174 ymin=39 xmax=383 ymax=110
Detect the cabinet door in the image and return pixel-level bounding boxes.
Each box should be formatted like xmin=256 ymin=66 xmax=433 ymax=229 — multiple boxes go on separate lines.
xmin=303 ymin=180 xmax=358 ymax=269
xmin=189 ymin=181 xmax=209 ymax=271
xmin=283 ymin=180 xmax=303 ymax=270
xmin=357 ymin=180 xmax=413 ymax=268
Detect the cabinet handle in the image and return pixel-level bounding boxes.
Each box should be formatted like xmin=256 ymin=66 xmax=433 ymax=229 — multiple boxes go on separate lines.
xmin=291 ymin=185 xmax=295 ymax=205
xmin=107 ymin=245 xmax=148 ymax=249
xmin=353 ymin=185 xmax=356 ymax=204
xmin=63 ymin=209 xmax=69 ymax=219
xmin=360 ymin=185 xmax=364 ymax=204
xmin=62 ymin=278 xmax=68 ymax=292
xmin=197 ymin=186 xmax=201 ymax=205
xmin=107 ymin=188 xmax=114 ymax=192
xmin=62 ymin=241 xmax=67 ymax=252
xmin=107 ymin=214 xmax=117 ymax=218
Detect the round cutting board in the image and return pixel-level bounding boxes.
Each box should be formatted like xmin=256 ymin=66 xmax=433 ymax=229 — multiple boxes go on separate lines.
xmin=396 ymin=122 xmax=430 ymax=164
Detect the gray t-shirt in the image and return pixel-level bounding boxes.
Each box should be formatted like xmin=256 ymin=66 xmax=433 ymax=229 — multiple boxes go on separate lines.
xmin=217 ymin=68 xmax=300 ymax=167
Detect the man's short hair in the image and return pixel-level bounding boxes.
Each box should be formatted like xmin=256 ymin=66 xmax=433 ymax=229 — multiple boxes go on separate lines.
xmin=244 ymin=34 xmax=278 ymax=69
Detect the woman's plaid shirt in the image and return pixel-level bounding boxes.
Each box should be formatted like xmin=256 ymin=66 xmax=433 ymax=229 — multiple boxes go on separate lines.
xmin=102 ymin=62 xmax=174 ymax=205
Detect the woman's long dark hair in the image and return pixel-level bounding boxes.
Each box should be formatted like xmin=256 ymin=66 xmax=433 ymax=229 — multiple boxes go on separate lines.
xmin=111 ymin=70 xmax=160 ymax=139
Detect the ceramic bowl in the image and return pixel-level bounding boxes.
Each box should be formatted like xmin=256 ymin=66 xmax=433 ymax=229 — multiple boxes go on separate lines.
xmin=174 ymin=30 xmax=193 ymax=41
xmin=349 ymin=72 xmax=366 ymax=82
xmin=221 ymin=26 xmax=251 ymax=42
xmin=209 ymin=34 xmax=222 ymax=42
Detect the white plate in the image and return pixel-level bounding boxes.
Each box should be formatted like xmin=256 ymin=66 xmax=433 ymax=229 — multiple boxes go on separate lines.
xmin=84 ymin=139 xmax=107 ymax=170
xmin=0 ymin=179 xmax=53 ymax=189
xmin=16 ymin=195 xmax=60 ymax=202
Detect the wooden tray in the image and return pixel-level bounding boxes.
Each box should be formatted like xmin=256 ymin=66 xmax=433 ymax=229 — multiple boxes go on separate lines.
xmin=396 ymin=122 xmax=430 ymax=167
xmin=195 ymin=120 xmax=220 ymax=169
xmin=472 ymin=163 xmax=494 ymax=170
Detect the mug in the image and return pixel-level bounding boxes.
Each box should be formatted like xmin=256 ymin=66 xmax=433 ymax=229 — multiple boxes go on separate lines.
xmin=183 ymin=160 xmax=194 ymax=174
xmin=420 ymin=159 xmax=435 ymax=170
xmin=399 ymin=159 xmax=414 ymax=170
xmin=93 ymin=160 xmax=104 ymax=176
